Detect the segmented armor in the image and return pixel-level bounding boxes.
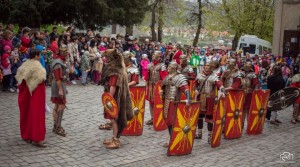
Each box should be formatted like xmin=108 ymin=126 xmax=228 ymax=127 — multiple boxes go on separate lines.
xmin=241 ymin=72 xmax=257 ymax=93
xmin=162 ymin=74 xmax=188 ymax=100
xmin=148 ymin=63 xmax=166 ymax=84
xmin=195 ymin=73 xmax=220 ymax=97
xmin=180 ymin=65 xmax=194 ymax=76
xmin=162 ymin=73 xmax=189 ymax=119
xmin=222 ymin=69 xmax=243 ymax=88
xmin=127 ymin=65 xmax=139 ymax=82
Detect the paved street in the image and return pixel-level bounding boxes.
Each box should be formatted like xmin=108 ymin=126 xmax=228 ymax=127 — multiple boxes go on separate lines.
xmin=0 ymin=83 xmax=299 ymax=167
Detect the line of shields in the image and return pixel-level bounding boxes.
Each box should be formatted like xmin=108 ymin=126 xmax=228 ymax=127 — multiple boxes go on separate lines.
xmin=103 ymin=80 xmax=300 ymax=156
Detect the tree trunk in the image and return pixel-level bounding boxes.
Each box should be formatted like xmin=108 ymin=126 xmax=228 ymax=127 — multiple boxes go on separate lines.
xmin=192 ymin=0 xmax=202 ymax=47
xmin=150 ymin=3 xmax=157 ymax=42
xmin=111 ymin=24 xmax=117 ymax=34
xmin=157 ymin=0 xmax=164 ymax=42
xmin=232 ymin=32 xmax=241 ymax=51
xmin=126 ymin=25 xmax=133 ymax=36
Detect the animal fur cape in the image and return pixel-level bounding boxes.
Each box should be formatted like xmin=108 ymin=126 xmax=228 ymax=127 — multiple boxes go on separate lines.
xmin=15 ymin=59 xmax=46 ymax=95
xmin=101 ymin=49 xmax=133 ymax=137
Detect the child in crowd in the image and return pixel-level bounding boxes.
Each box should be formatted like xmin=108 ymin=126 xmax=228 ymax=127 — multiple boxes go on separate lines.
xmin=1 ymin=45 xmax=14 ymax=92
xmin=10 ymin=48 xmax=22 ymax=90
xmin=140 ymin=54 xmax=149 ymax=81
xmin=93 ymin=52 xmax=103 ymax=84
xmin=80 ymin=51 xmax=90 ymax=86
xmin=19 ymin=46 xmax=29 ymax=61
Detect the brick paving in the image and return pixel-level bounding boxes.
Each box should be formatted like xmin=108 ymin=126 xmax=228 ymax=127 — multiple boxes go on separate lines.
xmin=0 ymin=82 xmax=299 ymax=167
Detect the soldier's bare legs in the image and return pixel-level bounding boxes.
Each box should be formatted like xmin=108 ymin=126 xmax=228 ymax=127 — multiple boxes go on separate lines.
xmin=292 ymin=104 xmax=300 ymax=124
xmin=146 ymin=104 xmax=154 ymax=125
xmin=104 ymin=119 xmax=120 ymax=149
xmin=52 ymin=104 xmax=58 ymax=132
xmin=54 ymin=104 xmax=66 ymax=136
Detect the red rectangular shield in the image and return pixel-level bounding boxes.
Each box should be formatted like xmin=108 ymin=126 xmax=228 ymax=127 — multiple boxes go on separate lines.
xmin=247 ymin=89 xmax=270 ymax=135
xmin=211 ymin=96 xmax=227 ymax=148
xmin=224 ymin=89 xmax=245 ymax=139
xmin=153 ymin=81 xmax=168 ymax=131
xmin=167 ymin=101 xmax=201 ymax=156
xmin=122 ymin=86 xmax=147 ymax=136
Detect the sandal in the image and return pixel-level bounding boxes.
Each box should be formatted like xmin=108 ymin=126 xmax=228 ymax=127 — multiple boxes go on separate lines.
xmin=291 ymin=119 xmax=296 ymax=124
xmin=208 ymin=134 xmax=212 ymax=144
xmin=32 ymin=141 xmax=47 ymax=148
xmin=98 ymin=123 xmax=112 ymax=130
xmin=163 ymin=143 xmax=169 ymax=148
xmin=195 ymin=132 xmax=202 ymax=139
xmin=103 ymin=138 xmax=112 ymax=145
xmin=275 ymin=119 xmax=282 ymax=124
xmin=295 ymin=119 xmax=300 ymax=123
xmin=55 ymin=127 xmax=66 ymax=137
xmin=146 ymin=119 xmax=153 ymax=125
xmin=105 ymin=138 xmax=120 ymax=149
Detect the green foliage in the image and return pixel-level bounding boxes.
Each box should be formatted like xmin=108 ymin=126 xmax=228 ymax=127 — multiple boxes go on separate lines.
xmin=40 ymin=25 xmax=65 ymax=34
xmin=205 ymin=0 xmax=275 ymax=48
xmin=0 ymin=0 xmax=149 ymax=30
xmin=108 ymin=0 xmax=150 ymax=27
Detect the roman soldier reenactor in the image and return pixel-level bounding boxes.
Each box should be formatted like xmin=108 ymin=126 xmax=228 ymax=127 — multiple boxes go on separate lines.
xmin=51 ymin=46 xmax=69 ymax=137
xmin=100 ymin=49 xmax=133 ymax=149
xmin=290 ymin=73 xmax=300 ymax=124
xmin=145 ymin=51 xmax=168 ymax=125
xmin=123 ymin=51 xmax=139 ymax=87
xmin=179 ymin=54 xmax=196 ymax=79
xmin=241 ymin=61 xmax=259 ymax=123
xmin=160 ymin=62 xmax=191 ymax=147
xmin=194 ymin=58 xmax=225 ymax=143
xmin=98 ymin=51 xmax=139 ymax=131
xmin=221 ymin=58 xmax=243 ymax=90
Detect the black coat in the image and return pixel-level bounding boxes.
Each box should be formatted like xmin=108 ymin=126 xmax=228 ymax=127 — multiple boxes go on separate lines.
xmin=267 ymin=74 xmax=285 ymax=95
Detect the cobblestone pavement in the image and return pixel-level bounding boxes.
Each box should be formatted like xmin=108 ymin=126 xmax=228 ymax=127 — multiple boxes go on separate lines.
xmin=0 ymin=82 xmax=299 ymax=167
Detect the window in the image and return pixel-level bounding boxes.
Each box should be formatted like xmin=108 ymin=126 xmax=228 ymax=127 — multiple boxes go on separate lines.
xmin=239 ymin=43 xmax=246 ymax=50
xmin=249 ymin=44 xmax=256 ymax=54
xmin=259 ymin=45 xmax=263 ymax=55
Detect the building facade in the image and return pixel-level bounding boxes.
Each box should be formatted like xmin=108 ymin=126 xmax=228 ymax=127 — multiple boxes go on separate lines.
xmin=272 ymin=0 xmax=300 ymax=57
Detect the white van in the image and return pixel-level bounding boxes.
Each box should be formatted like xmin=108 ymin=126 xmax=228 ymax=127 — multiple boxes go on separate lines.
xmin=236 ymin=35 xmax=272 ymax=57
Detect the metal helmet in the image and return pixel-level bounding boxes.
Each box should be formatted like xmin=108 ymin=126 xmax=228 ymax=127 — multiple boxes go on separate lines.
xmin=123 ymin=51 xmax=133 ymax=65
xmin=167 ymin=61 xmax=180 ymax=74
xmin=179 ymin=54 xmax=188 ymax=65
xmin=153 ymin=51 xmax=162 ymax=61
xmin=227 ymin=58 xmax=237 ymax=69
xmin=203 ymin=56 xmax=214 ymax=73
xmin=243 ymin=61 xmax=254 ymax=72
xmin=59 ymin=46 xmax=68 ymax=57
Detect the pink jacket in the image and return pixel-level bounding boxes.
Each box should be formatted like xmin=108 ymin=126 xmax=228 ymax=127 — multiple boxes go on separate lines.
xmin=141 ymin=59 xmax=149 ymax=70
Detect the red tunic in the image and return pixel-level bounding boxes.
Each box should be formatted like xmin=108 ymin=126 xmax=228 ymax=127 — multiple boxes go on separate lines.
xmin=104 ymin=75 xmax=118 ymax=119
xmin=291 ymin=82 xmax=300 ymax=104
xmin=18 ymin=81 xmax=46 ymax=142
xmin=131 ymin=73 xmax=139 ymax=85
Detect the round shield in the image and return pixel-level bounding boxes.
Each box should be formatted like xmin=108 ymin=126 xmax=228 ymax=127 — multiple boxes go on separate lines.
xmin=102 ymin=92 xmax=118 ymax=119
xmin=268 ymin=87 xmax=300 ymax=111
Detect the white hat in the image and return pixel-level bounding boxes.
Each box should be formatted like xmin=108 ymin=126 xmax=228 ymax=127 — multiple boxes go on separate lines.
xmin=96 ymin=52 xmax=101 ymax=58
xmin=142 ymin=54 xmax=148 ymax=58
